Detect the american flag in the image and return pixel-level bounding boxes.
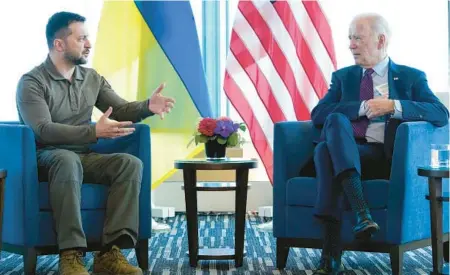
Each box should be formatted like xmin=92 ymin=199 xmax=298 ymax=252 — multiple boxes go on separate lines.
xmin=224 ymin=0 xmax=337 ymax=182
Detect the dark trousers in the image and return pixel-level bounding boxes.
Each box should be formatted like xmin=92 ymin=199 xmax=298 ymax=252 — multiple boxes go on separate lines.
xmin=313 ymin=113 xmax=388 ymax=221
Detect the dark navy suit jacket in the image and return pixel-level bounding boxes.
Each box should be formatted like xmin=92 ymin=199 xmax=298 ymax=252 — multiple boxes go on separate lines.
xmin=311 ymin=60 xmax=449 ymax=157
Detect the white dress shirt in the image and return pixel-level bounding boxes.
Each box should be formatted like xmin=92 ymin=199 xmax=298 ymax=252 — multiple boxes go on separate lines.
xmin=358 ymin=57 xmax=403 ymax=143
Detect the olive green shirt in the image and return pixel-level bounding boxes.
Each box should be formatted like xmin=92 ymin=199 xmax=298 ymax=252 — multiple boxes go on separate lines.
xmin=16 ymin=56 xmax=153 ymax=152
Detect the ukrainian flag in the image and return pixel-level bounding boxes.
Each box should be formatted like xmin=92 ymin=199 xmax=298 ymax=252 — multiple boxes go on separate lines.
xmin=93 ymin=1 xmax=212 ymax=189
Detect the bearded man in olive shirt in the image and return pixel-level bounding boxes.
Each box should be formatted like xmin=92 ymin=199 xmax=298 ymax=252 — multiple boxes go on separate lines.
xmin=16 ymin=12 xmax=175 ymax=275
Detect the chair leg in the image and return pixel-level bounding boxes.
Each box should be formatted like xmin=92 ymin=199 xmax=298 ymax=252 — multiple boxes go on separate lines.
xmin=389 ymin=246 xmax=403 ymax=275
xmin=23 ymin=248 xmax=37 ymax=275
xmin=276 ymin=238 xmax=290 ymax=269
xmin=444 ymin=241 xmax=449 ymax=263
xmin=135 ymin=239 xmax=149 ymax=271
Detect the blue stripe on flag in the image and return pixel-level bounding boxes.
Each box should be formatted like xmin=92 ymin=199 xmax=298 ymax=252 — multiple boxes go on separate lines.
xmin=134 ymin=1 xmax=213 ymax=118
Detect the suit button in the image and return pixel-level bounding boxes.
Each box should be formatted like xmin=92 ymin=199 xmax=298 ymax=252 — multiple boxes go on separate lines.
xmin=419 ymin=115 xmax=423 ymax=119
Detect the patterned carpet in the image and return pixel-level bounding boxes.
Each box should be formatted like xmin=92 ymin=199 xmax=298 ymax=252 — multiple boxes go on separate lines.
xmin=0 ymin=213 xmax=438 ymax=274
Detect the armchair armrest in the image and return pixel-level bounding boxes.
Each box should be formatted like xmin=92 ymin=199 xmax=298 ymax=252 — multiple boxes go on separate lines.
xmin=273 ymin=121 xmax=320 ymax=236
xmin=0 ymin=123 xmax=40 ymax=247
xmin=90 ymin=123 xmax=152 ymax=238
xmin=387 ymin=121 xmax=449 ymax=244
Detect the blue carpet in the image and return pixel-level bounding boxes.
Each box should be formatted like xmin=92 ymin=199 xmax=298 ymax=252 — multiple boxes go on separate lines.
xmin=0 ymin=213 xmax=437 ymax=274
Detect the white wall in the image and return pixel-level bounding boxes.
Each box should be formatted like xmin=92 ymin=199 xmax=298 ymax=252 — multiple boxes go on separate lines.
xmin=321 ymin=0 xmax=448 ymax=95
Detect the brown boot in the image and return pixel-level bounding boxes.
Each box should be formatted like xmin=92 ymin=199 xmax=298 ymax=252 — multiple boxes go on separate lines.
xmin=59 ymin=250 xmax=89 ymax=275
xmin=93 ymin=245 xmax=143 ymax=275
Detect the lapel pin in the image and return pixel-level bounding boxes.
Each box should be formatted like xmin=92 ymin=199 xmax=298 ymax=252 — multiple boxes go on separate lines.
xmin=393 ymin=77 xmax=399 ymax=80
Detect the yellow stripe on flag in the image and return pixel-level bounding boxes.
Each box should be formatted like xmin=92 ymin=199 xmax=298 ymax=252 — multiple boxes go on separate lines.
xmin=93 ymin=1 xmax=202 ymax=189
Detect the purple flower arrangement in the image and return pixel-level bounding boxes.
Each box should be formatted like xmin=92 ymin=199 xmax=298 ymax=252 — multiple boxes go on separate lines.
xmin=189 ymin=117 xmax=246 ymax=147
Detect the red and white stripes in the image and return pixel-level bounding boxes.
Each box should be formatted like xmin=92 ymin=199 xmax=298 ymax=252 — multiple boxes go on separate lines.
xmin=224 ymin=0 xmax=337 ymax=182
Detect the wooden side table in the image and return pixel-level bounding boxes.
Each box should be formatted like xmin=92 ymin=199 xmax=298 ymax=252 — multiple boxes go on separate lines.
xmin=418 ymin=166 xmax=449 ymax=275
xmin=174 ymin=158 xmax=257 ymax=267
xmin=0 ymin=169 xmax=6 ymax=254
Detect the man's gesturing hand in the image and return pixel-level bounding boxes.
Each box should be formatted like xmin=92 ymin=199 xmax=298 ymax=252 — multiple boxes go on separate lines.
xmin=148 ymin=83 xmax=176 ymax=120
xmin=95 ymin=107 xmax=135 ymax=138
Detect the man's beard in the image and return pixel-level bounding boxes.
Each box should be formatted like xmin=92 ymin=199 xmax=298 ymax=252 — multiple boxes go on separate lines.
xmin=64 ymin=51 xmax=87 ymax=65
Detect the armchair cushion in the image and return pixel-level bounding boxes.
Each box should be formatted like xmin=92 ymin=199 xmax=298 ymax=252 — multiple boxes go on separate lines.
xmin=286 ymin=177 xmax=389 ymax=209
xmin=0 ymin=122 xmax=152 ymax=247
xmin=39 ymin=182 xmax=108 ymax=210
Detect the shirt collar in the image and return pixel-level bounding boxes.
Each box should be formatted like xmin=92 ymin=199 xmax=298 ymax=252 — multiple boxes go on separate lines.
xmin=73 ymin=66 xmax=84 ymax=81
xmin=43 ymin=55 xmax=84 ymax=81
xmin=363 ymin=56 xmax=389 ymax=77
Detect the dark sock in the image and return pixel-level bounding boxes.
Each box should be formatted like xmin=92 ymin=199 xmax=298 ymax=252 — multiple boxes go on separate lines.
xmin=322 ymin=220 xmax=342 ymax=258
xmin=340 ymin=169 xmax=370 ymax=220
xmin=100 ymin=235 xmax=134 ymax=255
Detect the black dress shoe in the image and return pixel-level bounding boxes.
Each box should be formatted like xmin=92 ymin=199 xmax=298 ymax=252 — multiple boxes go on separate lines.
xmin=353 ymin=215 xmax=380 ymax=239
xmin=313 ymin=255 xmax=343 ymax=275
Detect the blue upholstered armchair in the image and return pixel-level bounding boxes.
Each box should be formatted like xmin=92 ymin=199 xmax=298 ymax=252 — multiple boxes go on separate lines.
xmin=0 ymin=122 xmax=152 ymax=273
xmin=273 ymin=121 xmax=449 ymax=275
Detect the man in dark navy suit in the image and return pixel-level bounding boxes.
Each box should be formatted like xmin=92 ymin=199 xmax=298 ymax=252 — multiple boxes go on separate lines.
xmin=311 ymin=13 xmax=449 ymax=274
